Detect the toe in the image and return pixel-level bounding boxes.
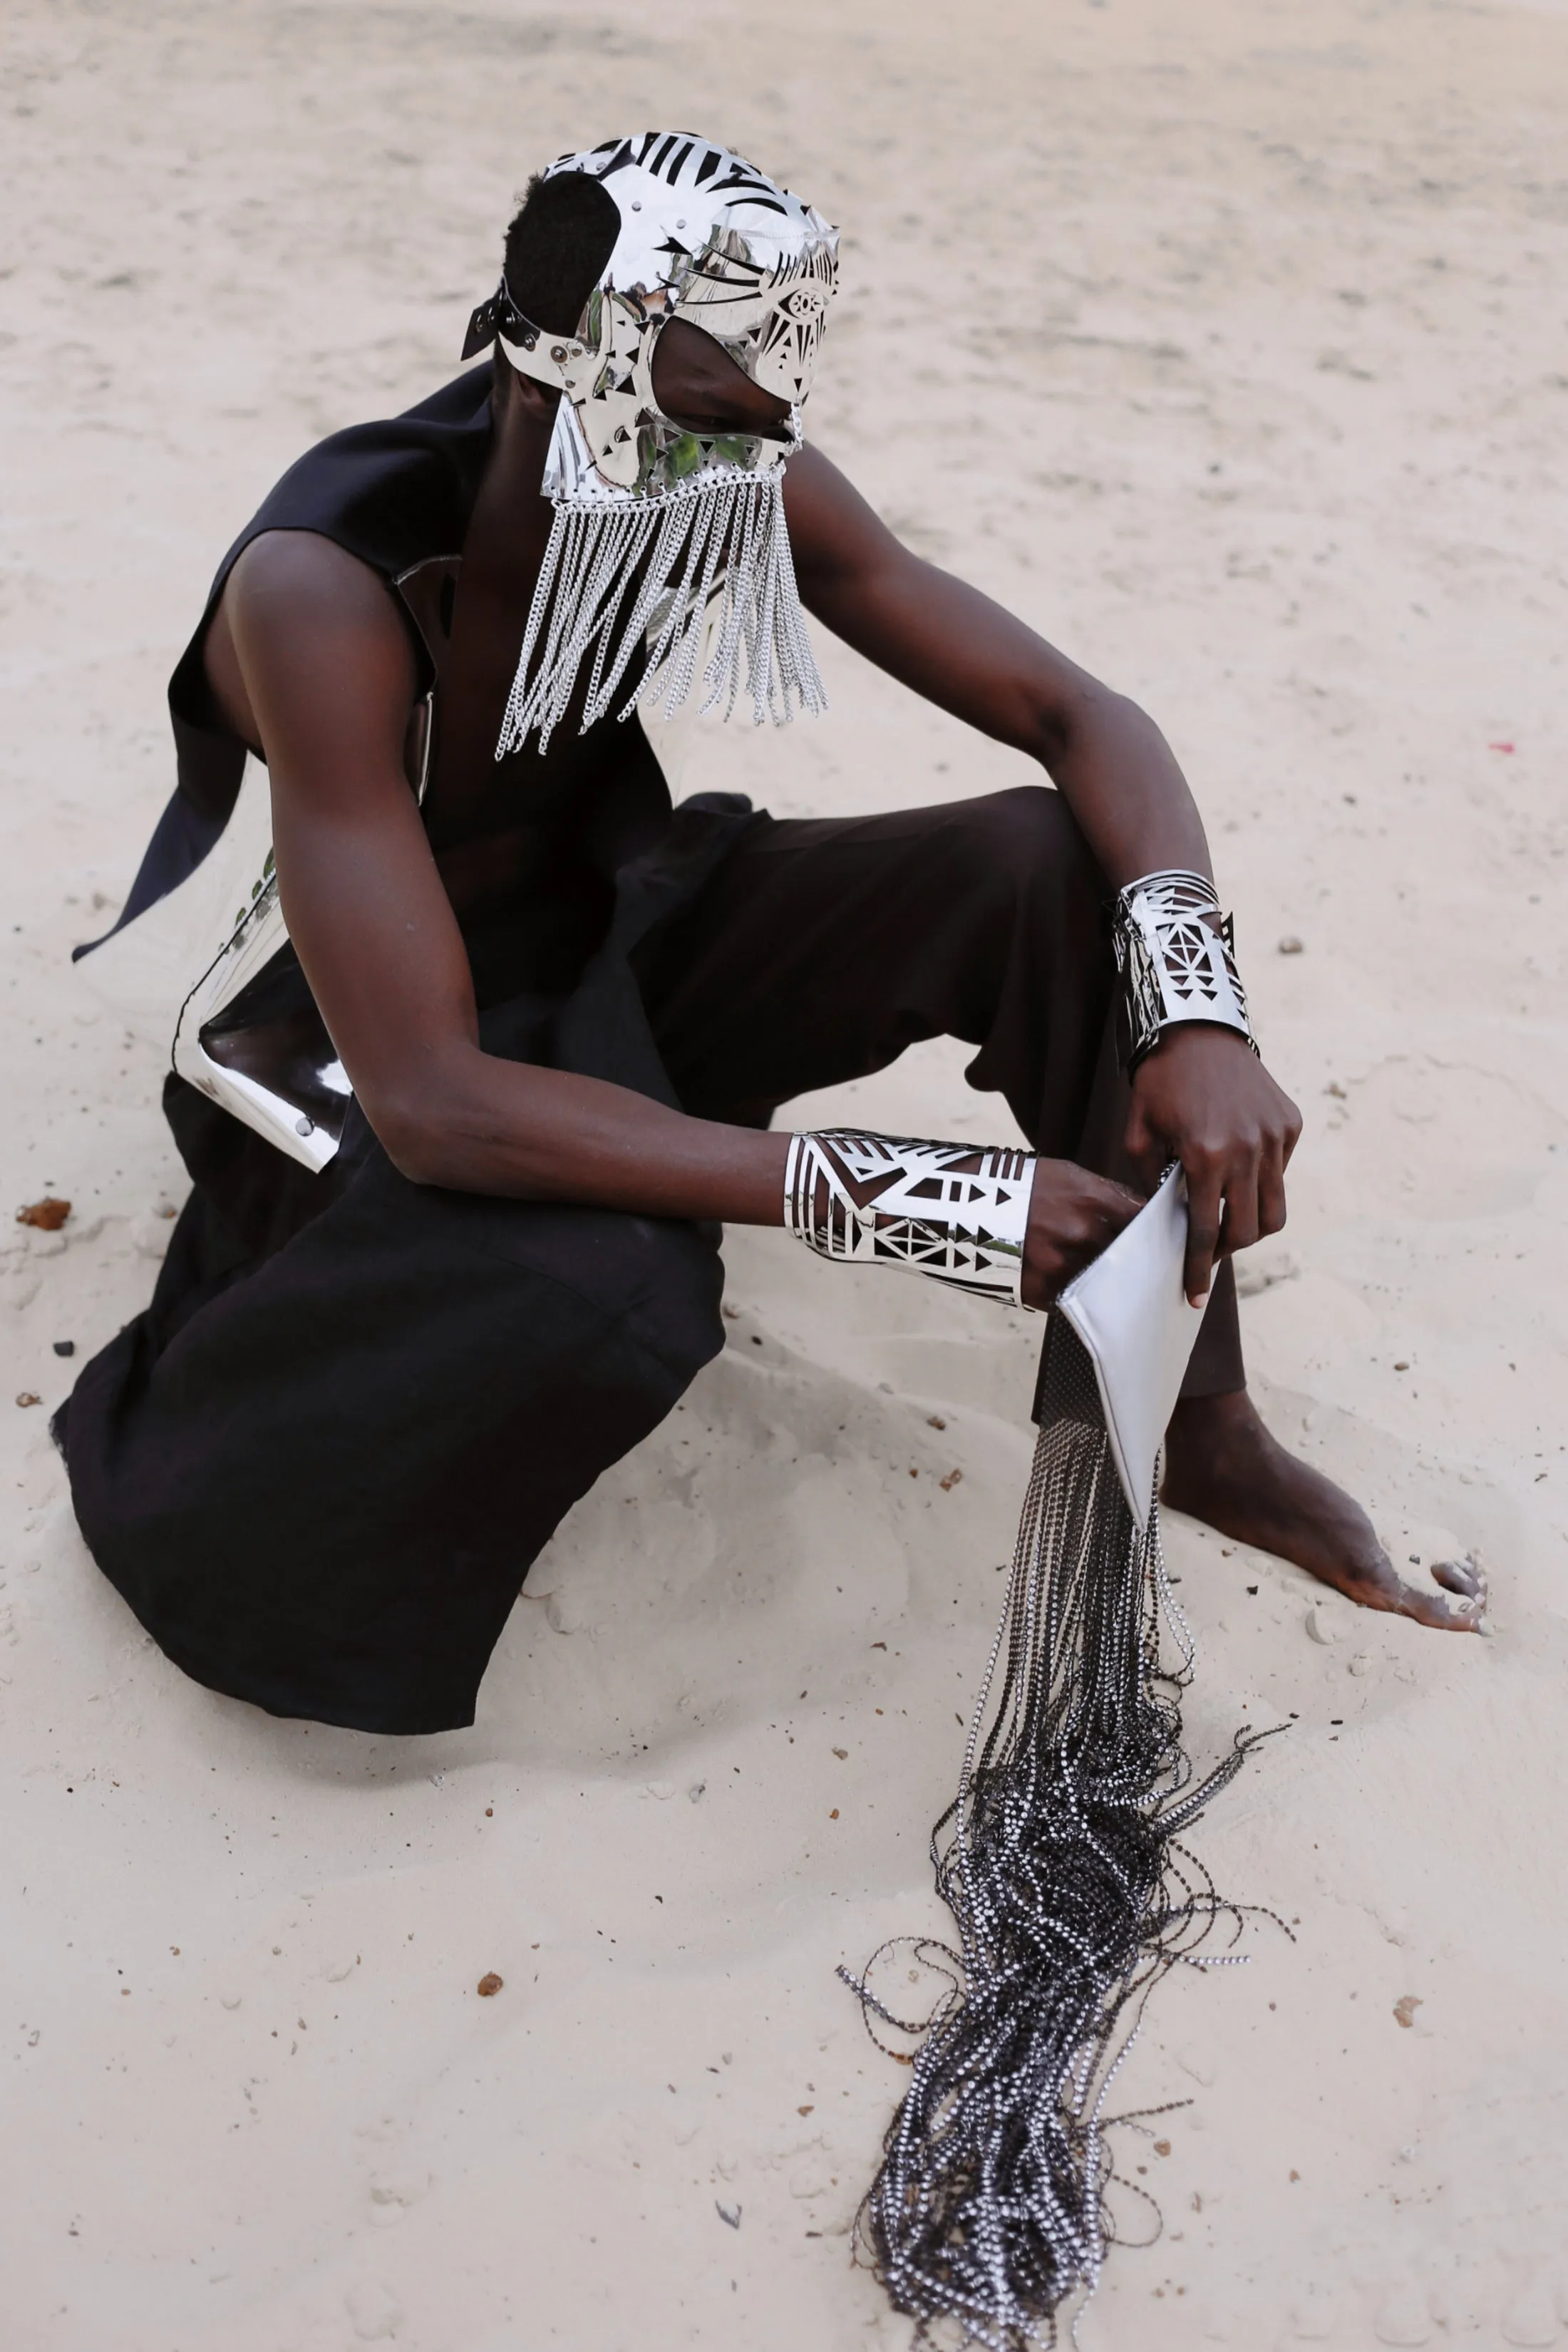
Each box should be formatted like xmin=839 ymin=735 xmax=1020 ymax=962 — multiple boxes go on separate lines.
xmin=1396 ymin=1553 xmax=1488 ymax=1632
xmin=1431 ymin=1551 xmax=1485 ymax=1601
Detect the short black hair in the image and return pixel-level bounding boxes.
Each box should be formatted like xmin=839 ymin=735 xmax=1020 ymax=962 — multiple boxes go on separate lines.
xmin=502 ymin=170 xmax=619 ymax=334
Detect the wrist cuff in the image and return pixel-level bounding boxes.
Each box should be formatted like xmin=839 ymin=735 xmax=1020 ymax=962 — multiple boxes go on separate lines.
xmin=1110 ymin=869 xmax=1258 ymax=1072
xmin=783 ymin=1130 xmax=1033 ymax=1305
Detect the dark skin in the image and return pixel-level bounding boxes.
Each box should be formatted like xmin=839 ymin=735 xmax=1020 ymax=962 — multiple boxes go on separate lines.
xmin=202 ymin=317 xmax=1484 ymax=1632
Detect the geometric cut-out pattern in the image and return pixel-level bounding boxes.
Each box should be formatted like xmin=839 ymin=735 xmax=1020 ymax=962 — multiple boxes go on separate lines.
xmin=1110 ymin=868 xmax=1257 ymax=1071
xmin=784 ymin=1130 xmax=1032 ymax=1304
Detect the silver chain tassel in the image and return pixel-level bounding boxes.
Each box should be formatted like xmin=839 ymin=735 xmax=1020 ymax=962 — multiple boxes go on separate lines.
xmin=840 ymin=1315 xmax=1289 ymax=2347
xmin=495 ymin=467 xmax=827 ymax=758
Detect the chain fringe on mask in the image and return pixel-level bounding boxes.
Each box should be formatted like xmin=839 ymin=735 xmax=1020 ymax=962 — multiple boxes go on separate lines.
xmin=494 ymin=468 xmax=826 ymax=758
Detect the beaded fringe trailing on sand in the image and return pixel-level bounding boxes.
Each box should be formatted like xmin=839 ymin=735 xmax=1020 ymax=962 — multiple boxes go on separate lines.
xmin=495 ymin=466 xmax=826 ymax=757
xmin=842 ymin=1315 xmax=1286 ymax=2350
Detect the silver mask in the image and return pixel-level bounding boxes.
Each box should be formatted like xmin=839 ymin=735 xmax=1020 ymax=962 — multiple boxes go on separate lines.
xmin=463 ymin=134 xmax=840 ymax=754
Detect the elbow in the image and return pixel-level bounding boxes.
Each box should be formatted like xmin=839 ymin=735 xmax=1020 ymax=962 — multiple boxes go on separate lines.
xmin=363 ymin=1089 xmax=465 ymax=1190
xmin=1037 ymin=678 xmax=1158 ymax=770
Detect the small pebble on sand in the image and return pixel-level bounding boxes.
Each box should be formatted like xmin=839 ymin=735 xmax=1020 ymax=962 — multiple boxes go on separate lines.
xmin=16 ymin=1198 xmax=71 ymax=1231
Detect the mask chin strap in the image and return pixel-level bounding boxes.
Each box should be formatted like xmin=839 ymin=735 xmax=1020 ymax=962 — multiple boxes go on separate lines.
xmin=462 ymin=277 xmax=588 ymax=393
xmin=497 ymin=329 xmax=584 ymax=394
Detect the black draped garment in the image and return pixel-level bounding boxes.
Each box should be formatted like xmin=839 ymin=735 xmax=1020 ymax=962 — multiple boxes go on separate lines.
xmin=57 ymin=363 xmax=754 ymax=1733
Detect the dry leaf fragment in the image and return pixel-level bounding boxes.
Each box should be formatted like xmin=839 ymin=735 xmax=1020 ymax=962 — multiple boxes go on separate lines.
xmin=476 ymin=1971 xmax=503 ymax=1998
xmin=1393 ymin=1993 xmax=1422 ymax=2029
xmin=17 ymin=1197 xmax=71 ymax=1231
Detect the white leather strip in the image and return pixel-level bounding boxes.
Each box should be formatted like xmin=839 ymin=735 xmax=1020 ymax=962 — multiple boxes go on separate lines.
xmin=497 ymin=329 xmax=588 ymax=396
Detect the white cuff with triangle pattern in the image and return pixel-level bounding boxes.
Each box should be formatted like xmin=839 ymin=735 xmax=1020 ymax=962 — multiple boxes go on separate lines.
xmin=782 ymin=1130 xmax=1034 ymax=1305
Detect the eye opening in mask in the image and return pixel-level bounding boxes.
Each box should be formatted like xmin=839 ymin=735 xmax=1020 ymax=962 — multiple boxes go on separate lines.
xmin=647 ymin=314 xmax=795 ymax=442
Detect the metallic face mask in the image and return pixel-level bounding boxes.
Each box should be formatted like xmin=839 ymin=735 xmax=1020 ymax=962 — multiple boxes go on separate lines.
xmin=465 ymin=133 xmax=840 ymax=500
xmin=463 ymin=135 xmax=841 ymax=753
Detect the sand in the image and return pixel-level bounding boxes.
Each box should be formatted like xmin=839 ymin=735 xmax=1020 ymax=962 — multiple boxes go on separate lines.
xmin=3 ymin=1 xmax=1567 ymax=2344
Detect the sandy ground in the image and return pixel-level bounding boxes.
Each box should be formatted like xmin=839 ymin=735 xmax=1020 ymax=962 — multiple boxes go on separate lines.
xmin=4 ymin=1 xmax=1568 ymax=2346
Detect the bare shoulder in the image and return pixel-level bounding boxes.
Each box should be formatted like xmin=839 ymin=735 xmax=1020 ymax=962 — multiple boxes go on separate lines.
xmin=223 ymin=529 xmax=410 ymax=674
xmin=209 ymin=529 xmax=415 ymax=759
xmin=227 ymin=526 xmax=396 ymax=618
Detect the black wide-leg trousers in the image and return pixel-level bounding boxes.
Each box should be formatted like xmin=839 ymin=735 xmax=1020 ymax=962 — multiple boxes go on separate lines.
xmin=61 ymin=785 xmax=1242 ymax=1735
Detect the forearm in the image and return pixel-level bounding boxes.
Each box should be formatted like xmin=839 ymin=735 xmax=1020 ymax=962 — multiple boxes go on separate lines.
xmin=372 ymin=1043 xmax=790 ymax=1222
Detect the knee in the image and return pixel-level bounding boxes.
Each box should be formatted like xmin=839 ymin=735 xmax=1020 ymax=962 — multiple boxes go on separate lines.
xmin=390 ymin=1188 xmax=726 ymax=1394
xmin=953 ymin=786 xmax=1105 ymax=916
xmin=514 ymin=1201 xmax=726 ymax=1389
xmin=582 ymin=1211 xmax=728 ymax=1388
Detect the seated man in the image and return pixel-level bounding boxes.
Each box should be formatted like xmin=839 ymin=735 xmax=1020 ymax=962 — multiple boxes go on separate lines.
xmin=56 ymin=134 xmax=1483 ymax=1738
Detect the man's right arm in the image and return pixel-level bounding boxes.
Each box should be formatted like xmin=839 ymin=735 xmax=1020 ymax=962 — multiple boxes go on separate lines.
xmin=222 ymin=530 xmax=788 ymax=1219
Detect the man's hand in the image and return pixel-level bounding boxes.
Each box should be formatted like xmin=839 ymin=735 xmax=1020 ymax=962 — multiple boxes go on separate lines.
xmin=1021 ymin=1160 xmax=1145 ymax=1311
xmin=1123 ymin=1027 xmax=1301 ymax=1306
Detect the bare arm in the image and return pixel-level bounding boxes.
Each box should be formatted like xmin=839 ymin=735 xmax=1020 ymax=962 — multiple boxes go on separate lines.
xmin=784 ymin=444 xmax=1302 ymax=1300
xmin=783 ymin=443 xmax=1207 ymax=886
xmin=224 ymin=530 xmax=785 ymax=1222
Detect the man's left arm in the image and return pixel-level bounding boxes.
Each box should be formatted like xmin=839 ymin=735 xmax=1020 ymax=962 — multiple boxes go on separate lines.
xmin=783 ymin=443 xmax=1301 ymax=1304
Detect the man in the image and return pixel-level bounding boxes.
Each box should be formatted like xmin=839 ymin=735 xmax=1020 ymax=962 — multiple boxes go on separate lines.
xmin=58 ymin=135 xmax=1483 ymax=1738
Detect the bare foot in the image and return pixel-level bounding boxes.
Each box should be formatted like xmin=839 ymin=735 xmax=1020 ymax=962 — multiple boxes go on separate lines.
xmin=1162 ymin=1389 xmax=1487 ymax=1633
